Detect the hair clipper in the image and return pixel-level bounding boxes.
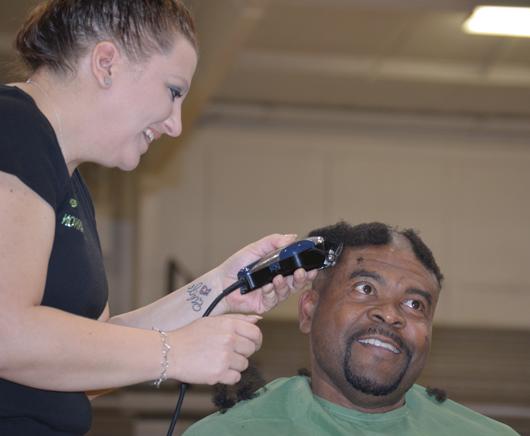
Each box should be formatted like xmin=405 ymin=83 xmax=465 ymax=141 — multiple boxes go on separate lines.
xmin=237 ymin=236 xmax=343 ymax=294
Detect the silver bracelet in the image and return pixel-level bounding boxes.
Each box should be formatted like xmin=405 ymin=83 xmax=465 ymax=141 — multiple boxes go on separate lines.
xmin=153 ymin=328 xmax=171 ymax=388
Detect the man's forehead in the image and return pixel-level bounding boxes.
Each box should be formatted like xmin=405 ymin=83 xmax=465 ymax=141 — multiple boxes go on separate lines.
xmin=346 ymin=233 xmax=412 ymax=261
xmin=339 ymin=242 xmax=437 ymax=286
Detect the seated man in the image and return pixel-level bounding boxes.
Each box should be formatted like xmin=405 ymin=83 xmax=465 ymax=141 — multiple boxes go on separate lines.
xmin=184 ymin=221 xmax=518 ymax=435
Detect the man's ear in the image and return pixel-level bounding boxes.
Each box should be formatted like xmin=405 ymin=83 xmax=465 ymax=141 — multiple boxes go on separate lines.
xmin=299 ymin=289 xmax=318 ymax=334
xmin=91 ymin=41 xmax=120 ymax=88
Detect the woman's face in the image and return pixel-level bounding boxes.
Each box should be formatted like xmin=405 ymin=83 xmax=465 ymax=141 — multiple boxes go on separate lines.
xmin=96 ymin=35 xmax=198 ymax=171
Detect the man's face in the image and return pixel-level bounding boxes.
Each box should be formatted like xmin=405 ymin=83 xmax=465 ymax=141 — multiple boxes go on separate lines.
xmin=299 ymin=239 xmax=440 ymax=412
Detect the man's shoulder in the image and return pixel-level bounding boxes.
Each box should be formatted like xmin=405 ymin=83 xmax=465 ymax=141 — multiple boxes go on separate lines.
xmin=183 ymin=376 xmax=310 ymax=436
xmin=408 ymin=385 xmax=519 ymax=435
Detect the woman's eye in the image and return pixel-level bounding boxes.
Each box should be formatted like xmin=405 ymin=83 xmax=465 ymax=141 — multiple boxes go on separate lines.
xmin=404 ymin=299 xmax=424 ymax=311
xmin=354 ymin=283 xmax=374 ymax=295
xmin=169 ymin=87 xmax=183 ymax=101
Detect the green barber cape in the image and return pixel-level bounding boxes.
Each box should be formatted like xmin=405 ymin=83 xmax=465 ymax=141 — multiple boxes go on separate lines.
xmin=184 ymin=376 xmax=519 ymax=436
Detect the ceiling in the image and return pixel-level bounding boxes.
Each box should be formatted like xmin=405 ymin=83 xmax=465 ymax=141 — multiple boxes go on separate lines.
xmin=199 ymin=0 xmax=530 ymax=117
xmin=2 ymin=0 xmax=530 ymax=171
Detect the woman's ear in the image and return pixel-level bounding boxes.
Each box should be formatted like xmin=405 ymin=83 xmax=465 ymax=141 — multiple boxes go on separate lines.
xmin=299 ymin=289 xmax=318 ymax=334
xmin=91 ymin=41 xmax=120 ymax=88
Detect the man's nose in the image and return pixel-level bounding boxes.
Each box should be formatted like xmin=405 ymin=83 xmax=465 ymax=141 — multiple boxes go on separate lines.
xmin=367 ymin=302 xmax=406 ymax=328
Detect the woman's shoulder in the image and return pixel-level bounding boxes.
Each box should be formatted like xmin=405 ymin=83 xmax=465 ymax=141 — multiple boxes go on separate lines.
xmin=0 ymin=84 xmax=55 ymax=130
xmin=0 ymin=84 xmax=69 ymax=209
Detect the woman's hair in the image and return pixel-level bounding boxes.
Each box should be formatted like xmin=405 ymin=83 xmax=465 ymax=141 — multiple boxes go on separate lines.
xmin=15 ymin=0 xmax=197 ymax=74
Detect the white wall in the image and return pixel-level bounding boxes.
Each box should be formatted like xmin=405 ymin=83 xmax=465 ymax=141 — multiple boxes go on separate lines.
xmin=137 ymin=104 xmax=530 ymax=329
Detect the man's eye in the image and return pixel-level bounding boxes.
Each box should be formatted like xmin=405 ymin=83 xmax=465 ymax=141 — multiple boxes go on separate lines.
xmin=404 ymin=299 xmax=424 ymax=311
xmin=169 ymin=87 xmax=183 ymax=101
xmin=354 ymin=283 xmax=374 ymax=295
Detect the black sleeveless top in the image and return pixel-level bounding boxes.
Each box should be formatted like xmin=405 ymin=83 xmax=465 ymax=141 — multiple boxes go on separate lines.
xmin=0 ymin=85 xmax=109 ymax=435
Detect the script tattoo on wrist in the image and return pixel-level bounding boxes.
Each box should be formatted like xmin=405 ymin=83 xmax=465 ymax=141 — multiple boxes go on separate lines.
xmin=186 ymin=282 xmax=212 ymax=312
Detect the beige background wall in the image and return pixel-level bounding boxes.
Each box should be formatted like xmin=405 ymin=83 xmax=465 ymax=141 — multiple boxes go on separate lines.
xmin=134 ymin=103 xmax=530 ymax=329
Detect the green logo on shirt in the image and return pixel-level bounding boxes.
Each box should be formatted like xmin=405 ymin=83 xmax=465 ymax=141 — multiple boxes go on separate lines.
xmin=61 ymin=213 xmax=84 ymax=233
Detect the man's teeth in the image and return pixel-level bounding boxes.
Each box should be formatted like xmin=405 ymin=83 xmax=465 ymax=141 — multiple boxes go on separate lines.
xmin=144 ymin=129 xmax=154 ymax=143
xmin=358 ymin=338 xmax=400 ymax=354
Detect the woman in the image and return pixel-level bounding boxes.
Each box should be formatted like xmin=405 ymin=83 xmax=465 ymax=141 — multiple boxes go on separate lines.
xmin=0 ymin=1 xmax=316 ymax=434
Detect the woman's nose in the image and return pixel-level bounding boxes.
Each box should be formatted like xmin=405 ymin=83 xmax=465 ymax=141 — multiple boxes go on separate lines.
xmin=162 ymin=105 xmax=182 ymax=138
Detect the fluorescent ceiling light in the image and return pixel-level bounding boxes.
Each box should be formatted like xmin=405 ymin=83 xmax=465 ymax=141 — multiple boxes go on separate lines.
xmin=463 ymin=6 xmax=530 ymax=38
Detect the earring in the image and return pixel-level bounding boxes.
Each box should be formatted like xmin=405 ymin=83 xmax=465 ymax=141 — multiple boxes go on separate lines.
xmin=103 ymin=76 xmax=112 ymax=87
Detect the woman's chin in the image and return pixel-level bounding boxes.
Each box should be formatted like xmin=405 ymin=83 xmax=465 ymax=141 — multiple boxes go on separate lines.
xmin=117 ymin=154 xmax=141 ymax=171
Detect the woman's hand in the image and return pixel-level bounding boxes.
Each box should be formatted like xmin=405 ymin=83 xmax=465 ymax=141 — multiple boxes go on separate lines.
xmin=169 ymin=314 xmax=262 ymax=385
xmin=214 ymin=234 xmax=319 ymax=315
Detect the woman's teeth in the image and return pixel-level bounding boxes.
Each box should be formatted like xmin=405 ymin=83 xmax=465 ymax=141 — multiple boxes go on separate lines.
xmin=144 ymin=129 xmax=155 ymax=144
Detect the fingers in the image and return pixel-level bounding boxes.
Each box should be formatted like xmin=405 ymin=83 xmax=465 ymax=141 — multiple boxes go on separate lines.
xmin=234 ymin=323 xmax=263 ymax=352
xmin=234 ymin=335 xmax=260 ymax=357
xmin=293 ymin=267 xmax=308 ymax=284
xmin=269 ymin=233 xmax=297 ymax=249
xmin=275 ymin=268 xmax=315 ymax=296
xmin=223 ymin=369 xmax=243 ymax=385
xmin=291 ymin=268 xmax=318 ymax=291
xmin=169 ymin=315 xmax=262 ymax=386
xmin=307 ymin=269 xmax=319 ymax=280
xmin=210 ymin=317 xmax=259 ymax=384
xmin=252 ymin=267 xmax=319 ymax=314
xmin=228 ymin=352 xmax=249 ymax=373
xmin=272 ymin=275 xmax=291 ymax=300
xmin=249 ymin=233 xmax=298 ymax=258
xmin=224 ymin=314 xmax=263 ymax=350
xmin=220 ymin=332 xmax=254 ymax=384
xmin=260 ymin=282 xmax=279 ymax=309
xmin=224 ymin=314 xmax=262 ymax=324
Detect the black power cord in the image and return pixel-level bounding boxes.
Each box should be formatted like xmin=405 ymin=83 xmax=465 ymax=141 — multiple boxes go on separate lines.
xmin=165 ymin=279 xmax=245 ymax=436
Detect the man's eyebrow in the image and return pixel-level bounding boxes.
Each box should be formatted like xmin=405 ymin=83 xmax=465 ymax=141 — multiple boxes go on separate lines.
xmin=406 ymin=288 xmax=433 ymax=307
xmin=349 ymin=269 xmax=385 ymax=283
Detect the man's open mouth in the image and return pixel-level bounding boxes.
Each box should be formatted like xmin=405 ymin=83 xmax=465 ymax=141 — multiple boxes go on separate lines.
xmin=356 ymin=337 xmax=401 ymax=354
